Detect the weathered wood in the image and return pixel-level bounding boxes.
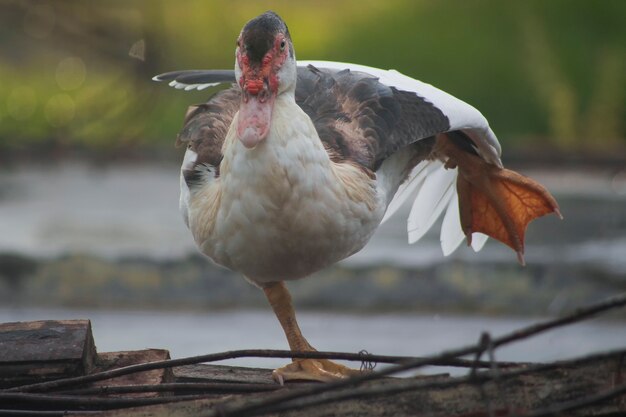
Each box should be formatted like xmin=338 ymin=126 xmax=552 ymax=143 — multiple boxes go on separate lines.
xmin=174 ymin=364 xmax=277 ymax=386
xmin=0 ymin=320 xmax=97 ymax=388
xmin=75 ymin=350 xmax=626 ymax=417
xmin=90 ymin=349 xmax=175 ymax=398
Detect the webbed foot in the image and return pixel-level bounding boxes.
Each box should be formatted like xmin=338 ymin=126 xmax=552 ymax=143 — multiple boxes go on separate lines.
xmin=272 ymin=358 xmax=362 ymax=384
xmin=437 ymin=134 xmax=561 ymax=264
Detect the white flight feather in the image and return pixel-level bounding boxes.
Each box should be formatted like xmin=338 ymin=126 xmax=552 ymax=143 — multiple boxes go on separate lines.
xmin=440 ymin=192 xmax=466 ymax=256
xmin=380 ymin=160 xmax=430 ymax=224
xmin=470 ymin=232 xmax=489 ymax=252
xmin=407 ymin=163 xmax=456 ymax=244
xmin=163 ymin=79 xmax=221 ymax=91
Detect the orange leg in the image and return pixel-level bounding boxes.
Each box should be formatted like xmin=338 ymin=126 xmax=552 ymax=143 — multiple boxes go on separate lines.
xmin=263 ymin=281 xmax=360 ymax=384
xmin=436 ymin=134 xmax=561 ymax=265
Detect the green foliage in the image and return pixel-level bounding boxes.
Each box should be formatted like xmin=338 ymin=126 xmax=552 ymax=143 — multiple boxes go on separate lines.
xmin=0 ymin=0 xmax=623 ymax=155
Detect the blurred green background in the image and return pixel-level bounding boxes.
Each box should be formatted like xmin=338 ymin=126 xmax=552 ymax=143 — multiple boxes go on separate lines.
xmin=1 ymin=0 xmax=624 ymax=160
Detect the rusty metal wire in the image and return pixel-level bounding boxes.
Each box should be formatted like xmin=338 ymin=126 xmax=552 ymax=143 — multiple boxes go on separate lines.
xmin=357 ymin=349 xmax=377 ymax=372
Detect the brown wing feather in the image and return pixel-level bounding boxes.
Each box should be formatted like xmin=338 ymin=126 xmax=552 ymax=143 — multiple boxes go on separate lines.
xmin=295 ymin=65 xmax=452 ymax=171
xmin=177 ymin=88 xmax=240 ymax=186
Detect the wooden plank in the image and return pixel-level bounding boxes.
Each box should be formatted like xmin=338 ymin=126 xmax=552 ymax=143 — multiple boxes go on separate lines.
xmin=91 ymin=349 xmax=174 ymax=398
xmin=77 ymin=350 xmax=626 ymax=417
xmin=0 ymin=320 xmax=97 ymax=388
xmin=174 ymin=364 xmax=277 ymax=385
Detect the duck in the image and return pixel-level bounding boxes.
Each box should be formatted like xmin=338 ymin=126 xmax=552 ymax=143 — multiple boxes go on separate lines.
xmin=153 ymin=11 xmax=560 ymax=383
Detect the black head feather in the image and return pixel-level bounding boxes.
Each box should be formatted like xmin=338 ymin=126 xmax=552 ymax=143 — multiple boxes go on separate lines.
xmin=241 ymin=11 xmax=291 ymax=64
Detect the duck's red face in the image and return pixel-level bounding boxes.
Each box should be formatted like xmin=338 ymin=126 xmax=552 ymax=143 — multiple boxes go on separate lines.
xmin=235 ymin=12 xmax=291 ymax=149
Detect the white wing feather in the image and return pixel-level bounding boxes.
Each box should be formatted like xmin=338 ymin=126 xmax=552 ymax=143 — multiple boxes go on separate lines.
xmin=163 ymin=78 xmax=221 ymax=91
xmin=380 ymin=160 xmax=431 ymax=224
xmin=440 ymin=193 xmax=466 ymax=256
xmin=470 ymin=232 xmax=489 ymax=252
xmin=407 ymin=163 xmax=456 ymax=244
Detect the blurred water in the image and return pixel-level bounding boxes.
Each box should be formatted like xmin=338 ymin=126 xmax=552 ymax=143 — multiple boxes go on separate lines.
xmin=1 ymin=306 xmax=625 ymax=375
xmin=1 ymin=162 xmax=625 ymax=272
xmin=0 ymin=162 xmax=187 ymax=259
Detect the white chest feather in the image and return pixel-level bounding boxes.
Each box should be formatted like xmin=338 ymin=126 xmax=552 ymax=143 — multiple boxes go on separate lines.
xmin=187 ymin=96 xmax=385 ymax=283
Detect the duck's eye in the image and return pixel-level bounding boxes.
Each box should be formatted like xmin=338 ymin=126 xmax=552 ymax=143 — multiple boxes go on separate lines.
xmin=280 ymin=40 xmax=286 ymax=51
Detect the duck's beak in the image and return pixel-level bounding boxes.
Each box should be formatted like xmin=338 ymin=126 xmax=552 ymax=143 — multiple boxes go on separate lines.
xmin=237 ymin=86 xmax=276 ymax=149
xmin=237 ymin=61 xmax=277 ymax=149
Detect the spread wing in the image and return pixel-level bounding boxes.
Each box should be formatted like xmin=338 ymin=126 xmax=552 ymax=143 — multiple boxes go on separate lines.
xmin=298 ymin=61 xmax=501 ymax=168
xmin=155 ymin=62 xmax=501 ymax=254
xmin=296 ymin=61 xmax=502 ymax=253
xmin=155 ymin=63 xmax=501 ymax=168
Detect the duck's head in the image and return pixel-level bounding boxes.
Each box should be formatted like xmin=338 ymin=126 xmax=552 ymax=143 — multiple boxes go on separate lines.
xmin=234 ymin=11 xmax=296 ymax=149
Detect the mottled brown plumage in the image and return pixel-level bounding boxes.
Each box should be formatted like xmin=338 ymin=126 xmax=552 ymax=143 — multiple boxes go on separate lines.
xmin=176 ymin=88 xmax=239 ymax=183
